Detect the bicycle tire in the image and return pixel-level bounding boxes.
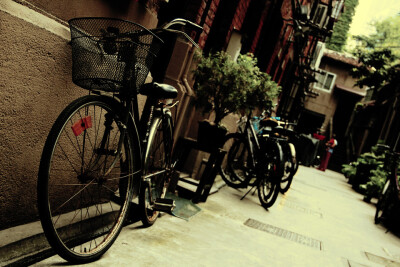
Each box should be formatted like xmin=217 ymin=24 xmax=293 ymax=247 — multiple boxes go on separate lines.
xmin=375 ymin=164 xmax=400 ymax=224
xmin=375 ymin=180 xmax=390 ymax=224
xmin=394 ymin=164 xmax=400 ymax=200
xmin=139 ymin=112 xmax=172 ymax=226
xmin=258 ymin=140 xmax=284 ymax=209
xmin=280 ymin=142 xmax=297 ymax=193
xmin=37 ymin=95 xmax=140 ymax=263
xmin=219 ymin=133 xmax=253 ymax=188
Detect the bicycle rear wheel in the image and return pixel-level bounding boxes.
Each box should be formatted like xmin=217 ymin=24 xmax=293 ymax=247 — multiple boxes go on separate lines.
xmin=375 ymin=164 xmax=400 ymax=224
xmin=258 ymin=140 xmax=284 ymax=209
xmin=37 ymin=95 xmax=140 ymax=263
xmin=139 ymin=114 xmax=172 ymax=226
xmin=280 ymin=142 xmax=297 ymax=193
xmin=375 ymin=180 xmax=390 ymax=224
xmin=219 ymin=134 xmax=252 ymax=188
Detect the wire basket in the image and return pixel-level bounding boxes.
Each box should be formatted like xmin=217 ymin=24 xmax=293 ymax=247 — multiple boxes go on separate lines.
xmin=69 ymin=18 xmax=163 ymax=92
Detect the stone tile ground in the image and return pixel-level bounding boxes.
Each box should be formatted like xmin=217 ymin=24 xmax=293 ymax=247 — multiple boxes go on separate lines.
xmin=9 ymin=166 xmax=400 ymax=266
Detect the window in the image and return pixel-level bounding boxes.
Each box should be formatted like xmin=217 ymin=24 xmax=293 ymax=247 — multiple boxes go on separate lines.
xmin=314 ymin=70 xmax=336 ymax=92
xmin=332 ymin=0 xmax=345 ymax=20
xmin=310 ymin=41 xmax=325 ymax=69
xmin=311 ymin=4 xmax=328 ymax=28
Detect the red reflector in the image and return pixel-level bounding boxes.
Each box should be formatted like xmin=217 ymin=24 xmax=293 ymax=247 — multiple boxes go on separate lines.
xmin=71 ymin=116 xmax=92 ymax=136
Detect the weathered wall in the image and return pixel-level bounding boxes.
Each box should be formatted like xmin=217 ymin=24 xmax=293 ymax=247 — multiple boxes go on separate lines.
xmin=23 ymin=0 xmax=158 ymax=28
xmin=0 ymin=0 xmax=158 ymax=229
xmin=0 ymin=9 xmax=82 ymax=229
xmin=304 ymin=90 xmax=338 ymax=129
xmin=304 ymin=54 xmax=364 ymax=131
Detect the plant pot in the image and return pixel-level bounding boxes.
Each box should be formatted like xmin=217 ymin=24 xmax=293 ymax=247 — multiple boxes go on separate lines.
xmin=352 ymin=162 xmax=375 ymax=192
xmin=197 ymin=120 xmax=227 ymax=152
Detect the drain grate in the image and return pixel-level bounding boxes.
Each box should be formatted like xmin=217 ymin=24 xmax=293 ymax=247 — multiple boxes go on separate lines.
xmin=244 ymin=218 xmax=322 ymax=250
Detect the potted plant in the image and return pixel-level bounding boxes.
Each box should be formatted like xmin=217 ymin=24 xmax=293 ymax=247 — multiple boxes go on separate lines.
xmin=193 ymin=51 xmax=280 ymax=149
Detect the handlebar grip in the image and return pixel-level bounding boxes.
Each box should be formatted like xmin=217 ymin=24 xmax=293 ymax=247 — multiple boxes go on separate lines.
xmin=162 ymin=18 xmax=203 ymax=33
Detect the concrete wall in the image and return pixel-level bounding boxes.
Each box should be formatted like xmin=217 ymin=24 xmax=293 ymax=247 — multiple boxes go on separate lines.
xmin=23 ymin=0 xmax=158 ymax=28
xmin=304 ymin=89 xmax=338 ymax=130
xmin=304 ymin=55 xmax=364 ymax=132
xmin=0 ymin=0 xmax=158 ymax=229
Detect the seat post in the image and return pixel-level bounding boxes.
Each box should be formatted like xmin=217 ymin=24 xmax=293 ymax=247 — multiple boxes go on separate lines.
xmin=139 ymin=96 xmax=158 ymax=142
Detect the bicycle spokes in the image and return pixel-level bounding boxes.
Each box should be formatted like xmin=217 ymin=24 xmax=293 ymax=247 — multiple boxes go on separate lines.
xmin=38 ymin=98 xmax=137 ymax=261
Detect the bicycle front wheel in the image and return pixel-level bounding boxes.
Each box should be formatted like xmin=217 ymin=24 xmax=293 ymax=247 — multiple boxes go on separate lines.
xmin=220 ymin=134 xmax=253 ymax=188
xmin=37 ymin=95 xmax=140 ymax=263
xmin=280 ymin=142 xmax=297 ymax=193
xmin=258 ymin=140 xmax=284 ymax=209
xmin=139 ymin=114 xmax=172 ymax=226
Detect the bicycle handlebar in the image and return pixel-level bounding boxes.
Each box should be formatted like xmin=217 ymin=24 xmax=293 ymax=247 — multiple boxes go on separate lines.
xmin=152 ymin=18 xmax=203 ymax=49
xmin=97 ymin=18 xmax=202 ymax=50
xmin=162 ymin=18 xmax=203 ymax=32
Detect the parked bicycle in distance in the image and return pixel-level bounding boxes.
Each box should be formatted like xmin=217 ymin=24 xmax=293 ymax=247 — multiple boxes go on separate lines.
xmin=260 ymin=117 xmax=299 ymax=193
xmin=374 ymin=148 xmax=400 ymax=226
xmin=37 ymin=17 xmax=201 ymax=263
xmin=219 ymin=111 xmax=285 ymax=210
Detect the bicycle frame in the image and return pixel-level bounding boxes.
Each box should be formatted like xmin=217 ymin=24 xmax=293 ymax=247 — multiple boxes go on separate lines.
xmin=243 ymin=114 xmax=261 ymax=170
xmin=231 ymin=112 xmax=264 ymax=187
xmin=90 ymin=17 xmax=198 ymax=180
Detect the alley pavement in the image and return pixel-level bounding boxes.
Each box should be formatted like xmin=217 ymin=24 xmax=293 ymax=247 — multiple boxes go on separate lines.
xmin=8 ymin=166 xmax=400 ymax=266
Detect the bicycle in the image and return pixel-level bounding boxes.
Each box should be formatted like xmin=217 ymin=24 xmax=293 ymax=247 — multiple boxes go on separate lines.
xmin=219 ymin=112 xmax=284 ymax=209
xmin=262 ymin=119 xmax=299 ymax=193
xmin=374 ymin=149 xmax=400 ymax=225
xmin=37 ymin=17 xmax=201 ymax=263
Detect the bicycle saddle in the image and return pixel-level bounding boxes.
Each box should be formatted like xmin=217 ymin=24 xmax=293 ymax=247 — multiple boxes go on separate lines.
xmin=140 ymin=82 xmax=178 ymax=99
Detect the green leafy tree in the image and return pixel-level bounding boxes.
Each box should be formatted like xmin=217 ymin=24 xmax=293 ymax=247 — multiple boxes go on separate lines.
xmin=372 ymin=14 xmax=400 ymax=59
xmin=326 ymin=0 xmax=359 ymax=52
xmin=350 ymin=14 xmax=400 ymax=91
xmin=193 ymin=51 xmax=281 ymax=125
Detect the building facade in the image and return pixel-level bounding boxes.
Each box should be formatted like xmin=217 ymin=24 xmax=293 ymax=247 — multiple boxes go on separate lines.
xmin=301 ymin=49 xmax=367 ymax=169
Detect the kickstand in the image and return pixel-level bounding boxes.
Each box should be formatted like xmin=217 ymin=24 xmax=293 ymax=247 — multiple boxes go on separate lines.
xmin=241 ymin=185 xmax=257 ymax=200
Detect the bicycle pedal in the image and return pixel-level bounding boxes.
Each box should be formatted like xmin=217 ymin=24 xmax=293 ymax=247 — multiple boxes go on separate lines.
xmin=153 ymin=198 xmax=176 ymax=213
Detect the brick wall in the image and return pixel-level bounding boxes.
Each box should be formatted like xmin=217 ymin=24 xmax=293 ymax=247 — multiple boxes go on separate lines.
xmin=249 ymin=5 xmax=268 ymax=53
xmin=196 ymin=0 xmax=220 ymax=49
xmin=231 ymin=0 xmax=250 ymax=30
xmin=224 ymin=0 xmax=251 ymax=49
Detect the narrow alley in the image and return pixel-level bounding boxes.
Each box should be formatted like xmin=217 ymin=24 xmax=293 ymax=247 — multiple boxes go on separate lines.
xmin=33 ymin=166 xmax=400 ymax=266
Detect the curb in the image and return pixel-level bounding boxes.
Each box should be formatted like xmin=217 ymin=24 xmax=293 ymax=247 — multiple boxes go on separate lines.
xmin=0 ymin=228 xmax=54 ymax=267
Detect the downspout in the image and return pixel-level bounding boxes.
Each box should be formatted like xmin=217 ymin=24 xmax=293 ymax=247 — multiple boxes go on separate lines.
xmin=173 ymin=0 xmax=209 ymax=142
